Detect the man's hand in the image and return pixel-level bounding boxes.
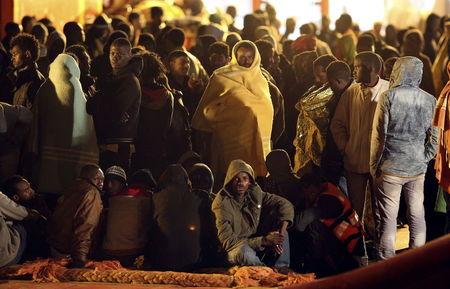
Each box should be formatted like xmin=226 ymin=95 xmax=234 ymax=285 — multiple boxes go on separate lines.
xmin=262 ymin=231 xmax=285 ymax=248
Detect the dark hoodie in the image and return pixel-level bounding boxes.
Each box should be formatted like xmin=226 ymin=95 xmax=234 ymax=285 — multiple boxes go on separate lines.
xmin=264 ymin=149 xmax=303 ymax=210
xmin=87 ymin=56 xmax=142 ymax=144
xmin=149 ymin=164 xmax=206 ymax=270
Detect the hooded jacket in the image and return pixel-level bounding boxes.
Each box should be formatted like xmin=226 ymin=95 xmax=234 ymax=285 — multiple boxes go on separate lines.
xmin=149 ymin=165 xmax=207 ymax=270
xmin=192 ymin=41 xmax=274 ymax=179
xmin=370 ymin=56 xmax=438 ymax=177
xmin=30 ymin=54 xmax=99 ymax=193
xmin=212 ymin=159 xmax=294 ymax=253
xmin=87 ymin=56 xmax=142 ymax=144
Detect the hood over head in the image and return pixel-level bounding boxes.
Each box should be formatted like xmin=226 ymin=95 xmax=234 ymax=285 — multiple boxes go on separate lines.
xmin=49 ymin=53 xmax=80 ymax=81
xmin=177 ymin=150 xmax=202 ymax=171
xmin=230 ymin=40 xmax=261 ymax=70
xmin=266 ymin=149 xmax=294 ymax=179
xmin=158 ymin=164 xmax=191 ymax=191
xmin=223 ymin=159 xmax=255 ymax=189
xmin=389 ymin=56 xmax=423 ymax=88
xmin=188 ymin=163 xmax=214 ymax=194
xmin=130 ymin=169 xmax=156 ymax=189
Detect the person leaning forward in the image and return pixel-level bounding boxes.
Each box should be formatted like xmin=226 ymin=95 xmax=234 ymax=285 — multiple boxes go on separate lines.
xmin=212 ymin=159 xmax=294 ymax=267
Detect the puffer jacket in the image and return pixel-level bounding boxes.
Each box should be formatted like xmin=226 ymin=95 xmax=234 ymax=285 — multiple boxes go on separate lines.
xmin=212 ymin=159 xmax=294 ymax=253
xmin=370 ymin=56 xmax=438 ymax=177
xmin=47 ymin=179 xmax=103 ymax=262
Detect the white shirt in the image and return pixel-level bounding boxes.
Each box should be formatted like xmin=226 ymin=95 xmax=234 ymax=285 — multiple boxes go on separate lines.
xmin=369 ymin=77 xmax=390 ymax=102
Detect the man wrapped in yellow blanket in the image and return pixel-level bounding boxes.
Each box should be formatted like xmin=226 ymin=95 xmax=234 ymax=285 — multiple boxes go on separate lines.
xmin=192 ymin=40 xmax=273 ymax=184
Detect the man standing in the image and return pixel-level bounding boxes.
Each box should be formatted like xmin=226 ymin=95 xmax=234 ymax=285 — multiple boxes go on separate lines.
xmin=212 ymin=159 xmax=294 ymax=267
xmin=330 ymin=52 xmax=389 ymax=221
xmin=321 ymin=61 xmax=353 ymax=191
xmin=87 ymin=38 xmax=142 ymax=171
xmin=370 ymin=57 xmax=437 ymax=260
xmin=192 ymin=41 xmax=273 ymax=185
xmin=47 ymin=164 xmax=104 ymax=268
xmin=7 ymin=33 xmax=44 ymax=107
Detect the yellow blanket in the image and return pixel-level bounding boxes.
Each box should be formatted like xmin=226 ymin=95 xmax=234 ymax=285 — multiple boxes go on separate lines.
xmin=192 ymin=41 xmax=273 ymax=179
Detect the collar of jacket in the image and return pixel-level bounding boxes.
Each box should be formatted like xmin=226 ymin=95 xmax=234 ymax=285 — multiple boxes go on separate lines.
xmin=221 ymin=184 xmax=262 ymax=207
xmin=113 ymin=55 xmax=143 ymax=78
xmin=7 ymin=62 xmax=41 ymax=87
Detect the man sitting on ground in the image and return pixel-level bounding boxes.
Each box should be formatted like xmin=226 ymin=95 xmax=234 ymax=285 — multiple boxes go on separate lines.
xmin=212 ymin=159 xmax=294 ymax=267
xmin=47 ymin=164 xmax=104 ymax=268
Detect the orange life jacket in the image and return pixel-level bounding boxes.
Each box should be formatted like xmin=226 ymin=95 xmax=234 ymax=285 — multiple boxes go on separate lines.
xmin=318 ymin=182 xmax=363 ymax=254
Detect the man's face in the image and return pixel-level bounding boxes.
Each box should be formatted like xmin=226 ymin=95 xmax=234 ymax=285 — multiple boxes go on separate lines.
xmin=10 ymin=46 xmax=29 ymax=69
xmin=353 ymin=58 xmax=371 ymax=83
xmin=313 ymin=65 xmax=328 ymax=86
xmin=236 ymin=46 xmax=255 ymax=68
xmin=14 ymin=180 xmax=35 ymax=202
xmin=209 ymin=53 xmax=229 ymax=71
xmin=105 ymin=178 xmax=125 ymax=195
xmin=170 ymin=56 xmax=190 ymax=76
xmin=230 ymin=172 xmax=251 ymax=197
xmin=91 ymin=169 xmax=105 ymax=191
xmin=110 ymin=45 xmax=132 ymax=71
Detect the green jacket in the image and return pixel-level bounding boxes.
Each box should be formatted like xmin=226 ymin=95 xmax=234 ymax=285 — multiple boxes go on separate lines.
xmin=212 ymin=160 xmax=294 ymax=253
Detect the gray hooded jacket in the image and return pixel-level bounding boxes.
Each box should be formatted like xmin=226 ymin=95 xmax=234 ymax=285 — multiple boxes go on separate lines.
xmin=370 ymin=56 xmax=438 ymax=177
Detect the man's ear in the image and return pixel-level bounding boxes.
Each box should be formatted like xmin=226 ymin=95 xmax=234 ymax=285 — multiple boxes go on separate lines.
xmin=12 ymin=194 xmax=20 ymax=202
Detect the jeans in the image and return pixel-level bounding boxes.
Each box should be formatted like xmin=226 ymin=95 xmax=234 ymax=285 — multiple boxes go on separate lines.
xmin=227 ymin=234 xmax=290 ymax=267
xmin=375 ymin=173 xmax=426 ymax=260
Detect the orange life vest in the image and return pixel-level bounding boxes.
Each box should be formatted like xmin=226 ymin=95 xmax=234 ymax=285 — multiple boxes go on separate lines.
xmin=318 ymin=182 xmax=363 ymax=254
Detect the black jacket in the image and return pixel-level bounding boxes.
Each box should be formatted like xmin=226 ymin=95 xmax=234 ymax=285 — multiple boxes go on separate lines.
xmin=134 ymin=85 xmax=192 ymax=177
xmin=7 ymin=63 xmax=45 ymax=106
xmin=87 ymin=56 xmax=142 ymax=144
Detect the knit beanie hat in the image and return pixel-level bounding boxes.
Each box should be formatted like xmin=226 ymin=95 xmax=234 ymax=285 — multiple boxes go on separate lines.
xmin=105 ymin=166 xmax=127 ymax=183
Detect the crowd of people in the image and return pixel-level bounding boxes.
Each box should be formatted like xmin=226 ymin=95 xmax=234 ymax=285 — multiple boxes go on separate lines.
xmin=0 ymin=2 xmax=449 ymax=278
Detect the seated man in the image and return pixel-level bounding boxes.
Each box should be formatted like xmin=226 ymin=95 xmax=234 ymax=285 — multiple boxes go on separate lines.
xmin=0 ymin=190 xmax=41 ymax=267
xmin=102 ymin=169 xmax=153 ymax=267
xmin=293 ymin=174 xmax=366 ymax=277
xmin=103 ymin=165 xmax=127 ymax=207
xmin=47 ymin=164 xmax=104 ymax=268
xmin=3 ymin=175 xmax=50 ymax=259
xmin=212 ymin=159 xmax=294 ymax=267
